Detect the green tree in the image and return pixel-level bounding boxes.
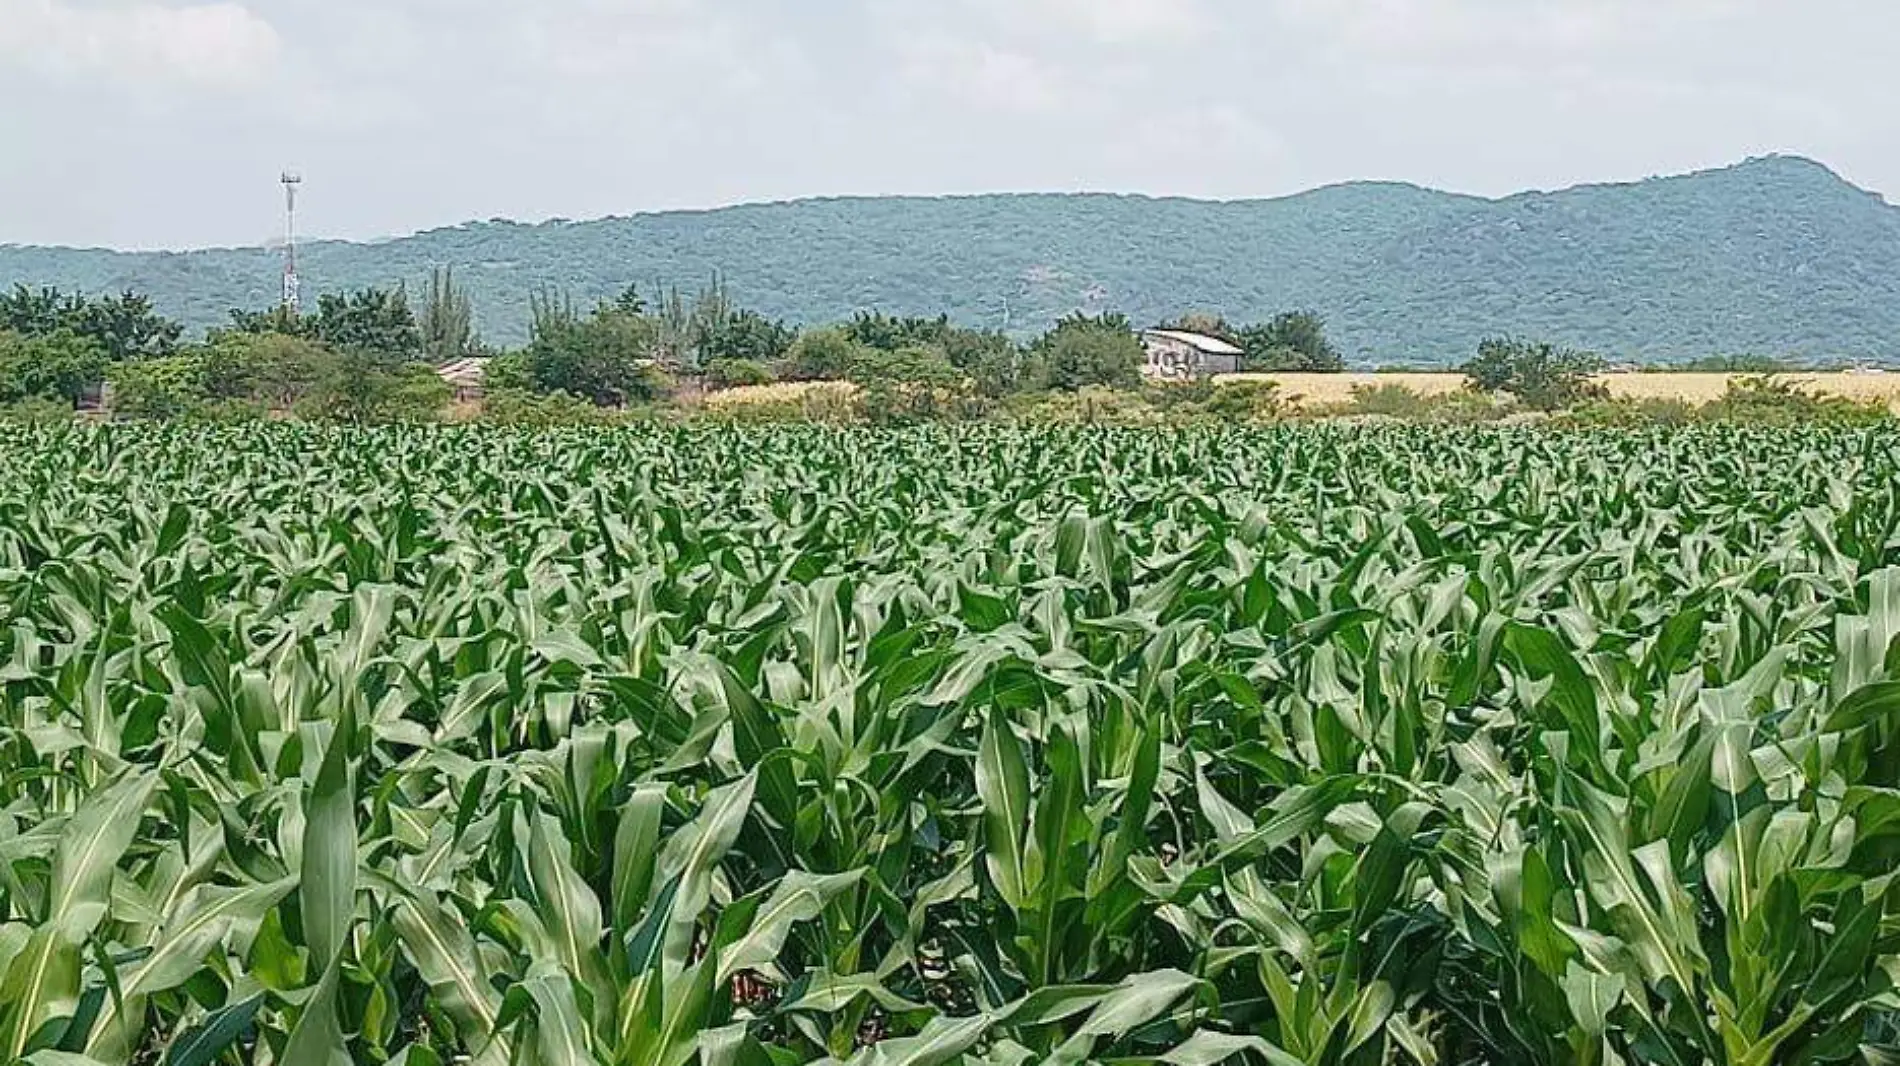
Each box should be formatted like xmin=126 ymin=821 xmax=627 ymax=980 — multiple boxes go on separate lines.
xmin=77 ymin=291 xmax=184 ymax=360
xmin=1157 ymin=311 xmax=1238 ymax=343
xmin=220 ymin=304 xmax=307 ymax=340
xmin=846 ymin=344 xmax=961 ymax=387
xmin=612 ymin=284 xmax=647 ymax=316
xmin=939 ymin=326 xmax=1032 ymax=397
xmin=702 ymin=309 xmax=796 ymax=366
xmin=200 ymin=332 xmax=331 ymax=408
xmin=1461 ymin=337 xmax=1607 ymax=410
xmin=297 ymin=351 xmax=449 ymax=423
xmin=0 ymin=329 xmax=109 ymax=404
xmin=1236 ymin=311 xmax=1343 ymax=372
xmin=310 ymin=287 xmax=422 ymax=363
xmin=0 ymin=286 xmax=72 ymax=336
xmin=0 ymin=285 xmax=181 ymax=360
xmin=105 ymin=355 xmax=210 ymax=419
xmin=784 ymin=329 xmax=870 ymax=382
xmin=420 ymin=267 xmax=481 ymax=361
xmin=520 ymin=300 xmax=665 ymax=405
xmin=846 ymin=312 xmax=1032 ymax=395
xmin=1036 ymin=313 xmax=1142 ymax=391
xmin=844 ymin=312 xmax=956 ymax=352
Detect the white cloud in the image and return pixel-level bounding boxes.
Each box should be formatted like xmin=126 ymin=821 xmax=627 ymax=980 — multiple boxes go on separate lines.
xmin=894 ymin=36 xmax=1076 ymax=114
xmin=1021 ymin=0 xmax=1206 ymax=43
xmin=5 ymin=0 xmax=1900 ymax=247
xmin=0 ymin=0 xmax=279 ymax=89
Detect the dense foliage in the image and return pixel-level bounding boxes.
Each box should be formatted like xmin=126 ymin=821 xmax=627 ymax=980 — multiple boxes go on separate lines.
xmin=1461 ymin=337 xmax=1609 ymax=410
xmin=6 ymin=421 xmax=1900 ymax=1064
xmin=1160 ymin=311 xmax=1345 ymax=372
xmin=0 ymin=285 xmax=181 ymax=361
xmin=5 ymin=156 xmax=1899 ymax=361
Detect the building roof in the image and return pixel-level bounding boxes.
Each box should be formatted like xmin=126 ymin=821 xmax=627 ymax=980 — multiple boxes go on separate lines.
xmin=437 ymin=357 xmax=488 ymax=387
xmin=1141 ymin=329 xmax=1245 ymax=356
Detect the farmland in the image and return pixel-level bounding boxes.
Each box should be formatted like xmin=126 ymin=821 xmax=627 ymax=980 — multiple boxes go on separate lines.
xmin=4 ymin=419 xmax=1900 ymax=1065
xmin=1234 ymin=372 xmax=1900 ymax=411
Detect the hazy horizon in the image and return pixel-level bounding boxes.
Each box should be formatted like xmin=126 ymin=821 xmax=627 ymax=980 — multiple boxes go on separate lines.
xmin=5 ymin=1 xmax=1898 ymax=251
xmin=6 ymin=154 xmax=1886 ymax=256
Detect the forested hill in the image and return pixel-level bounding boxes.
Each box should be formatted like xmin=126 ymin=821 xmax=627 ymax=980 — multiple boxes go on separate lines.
xmin=5 ymin=154 xmax=1900 ymax=363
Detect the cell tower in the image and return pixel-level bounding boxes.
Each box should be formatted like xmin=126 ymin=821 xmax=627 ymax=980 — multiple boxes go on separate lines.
xmin=280 ymin=171 xmax=303 ymax=311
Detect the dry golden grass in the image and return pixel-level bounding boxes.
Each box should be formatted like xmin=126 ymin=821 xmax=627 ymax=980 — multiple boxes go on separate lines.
xmin=1227 ymin=373 xmax=1467 ymax=408
xmin=696 ymin=373 xmax=1900 ymax=416
xmin=701 ymin=381 xmax=861 ymax=408
xmin=1228 ymin=372 xmax=1900 ymax=410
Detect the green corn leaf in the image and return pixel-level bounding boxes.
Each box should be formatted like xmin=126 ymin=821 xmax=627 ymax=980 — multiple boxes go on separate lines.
xmin=163 ymin=993 xmax=262 ymax=1066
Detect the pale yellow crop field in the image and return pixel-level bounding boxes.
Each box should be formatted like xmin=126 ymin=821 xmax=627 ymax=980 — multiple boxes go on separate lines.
xmin=1233 ymin=372 xmax=1900 ymax=410
xmin=702 ymin=372 xmax=1900 ymax=413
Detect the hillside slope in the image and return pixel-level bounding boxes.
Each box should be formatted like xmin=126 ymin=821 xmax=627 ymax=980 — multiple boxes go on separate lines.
xmin=4 ymin=155 xmax=1898 ymax=362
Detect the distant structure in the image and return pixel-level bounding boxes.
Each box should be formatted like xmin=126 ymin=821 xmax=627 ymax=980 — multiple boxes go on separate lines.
xmin=1141 ymin=329 xmax=1244 ymax=379
xmin=437 ymin=357 xmax=490 ymax=403
xmin=281 ymin=172 xmax=303 ymax=311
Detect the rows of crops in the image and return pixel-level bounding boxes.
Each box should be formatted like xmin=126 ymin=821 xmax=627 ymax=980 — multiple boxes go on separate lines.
xmin=4 ymin=421 xmax=1900 ymax=1065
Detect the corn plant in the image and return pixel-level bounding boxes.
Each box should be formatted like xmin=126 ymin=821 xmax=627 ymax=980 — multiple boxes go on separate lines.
xmin=2 ymin=420 xmax=1900 ymax=1065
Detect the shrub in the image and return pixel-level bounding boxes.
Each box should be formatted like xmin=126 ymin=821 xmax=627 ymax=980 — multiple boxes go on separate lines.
xmin=1462 ymin=338 xmax=1607 ymax=410
xmin=295 ymin=355 xmax=450 ymax=424
xmin=782 ymin=329 xmax=868 ymax=382
xmin=483 ymin=351 xmax=532 ymax=392
xmin=847 ymin=345 xmax=961 ymax=389
xmin=0 ymin=396 xmax=74 ymax=423
xmin=0 ymin=329 xmax=109 ymax=404
xmin=1557 ymin=397 xmax=1701 ymax=427
xmin=1337 ymin=383 xmax=1437 ymax=419
xmin=521 ymin=311 xmax=666 ymax=406
xmin=1333 ymin=383 xmax=1505 ymax=423
xmin=1706 ymin=375 xmax=1890 ymax=425
xmin=704 ymin=358 xmax=776 ymax=389
xmin=701 ymin=381 xmax=863 ymax=424
xmin=1003 ymin=387 xmax=1166 ymax=426
xmin=1201 ymin=379 xmax=1283 ymax=421
xmin=480 ymin=387 xmax=620 ymax=427
xmin=199 ymin=333 xmax=329 ymax=408
xmin=186 ymin=398 xmax=270 ymax=423
xmin=107 ymin=354 xmax=209 ymax=419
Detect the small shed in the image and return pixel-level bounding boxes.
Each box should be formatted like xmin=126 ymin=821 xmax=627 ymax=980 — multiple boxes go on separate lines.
xmin=437 ymin=357 xmax=489 ymax=402
xmin=1141 ymin=330 xmax=1244 ymax=379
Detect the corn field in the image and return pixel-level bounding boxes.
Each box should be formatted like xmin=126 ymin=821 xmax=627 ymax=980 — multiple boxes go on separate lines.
xmin=5 ymin=421 xmax=1900 ymax=1066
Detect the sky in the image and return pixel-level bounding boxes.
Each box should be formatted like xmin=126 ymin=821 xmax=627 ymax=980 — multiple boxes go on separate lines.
xmin=1 ymin=0 xmax=1896 ymax=250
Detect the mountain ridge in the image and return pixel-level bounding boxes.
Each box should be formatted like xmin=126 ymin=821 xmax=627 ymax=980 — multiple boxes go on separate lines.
xmin=5 ymin=154 xmax=1898 ymax=363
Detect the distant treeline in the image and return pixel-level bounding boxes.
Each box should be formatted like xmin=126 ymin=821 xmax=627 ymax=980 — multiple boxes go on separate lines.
xmin=0 ymin=275 xmax=1346 ymax=421
xmin=0 ymin=276 xmax=1847 ymax=428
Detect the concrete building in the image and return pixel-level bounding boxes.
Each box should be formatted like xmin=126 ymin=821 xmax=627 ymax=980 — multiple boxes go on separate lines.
xmin=1141 ymin=329 xmax=1245 ymax=379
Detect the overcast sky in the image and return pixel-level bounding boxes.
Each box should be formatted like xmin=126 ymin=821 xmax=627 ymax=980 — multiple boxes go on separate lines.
xmin=2 ymin=0 xmax=1895 ymax=250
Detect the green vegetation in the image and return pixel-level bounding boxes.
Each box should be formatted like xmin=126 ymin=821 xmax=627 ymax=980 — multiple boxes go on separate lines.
xmin=1330 ymin=382 xmax=1505 ymax=423
xmin=419 ymin=266 xmax=485 ymax=361
xmin=1036 ymin=312 xmax=1144 ymax=391
xmin=1162 ymin=310 xmax=1346 ymax=372
xmin=0 ymin=329 xmax=109 ymax=405
xmin=6 ymin=420 xmax=1900 ymax=1064
xmin=1461 ymin=337 xmax=1609 ymax=410
xmin=0 ymin=284 xmax=181 ymax=360
xmin=6 ymin=156 xmax=1900 ymax=361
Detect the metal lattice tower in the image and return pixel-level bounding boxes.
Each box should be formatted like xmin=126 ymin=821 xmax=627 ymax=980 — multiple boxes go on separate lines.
xmin=281 ymin=172 xmax=303 ymax=311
